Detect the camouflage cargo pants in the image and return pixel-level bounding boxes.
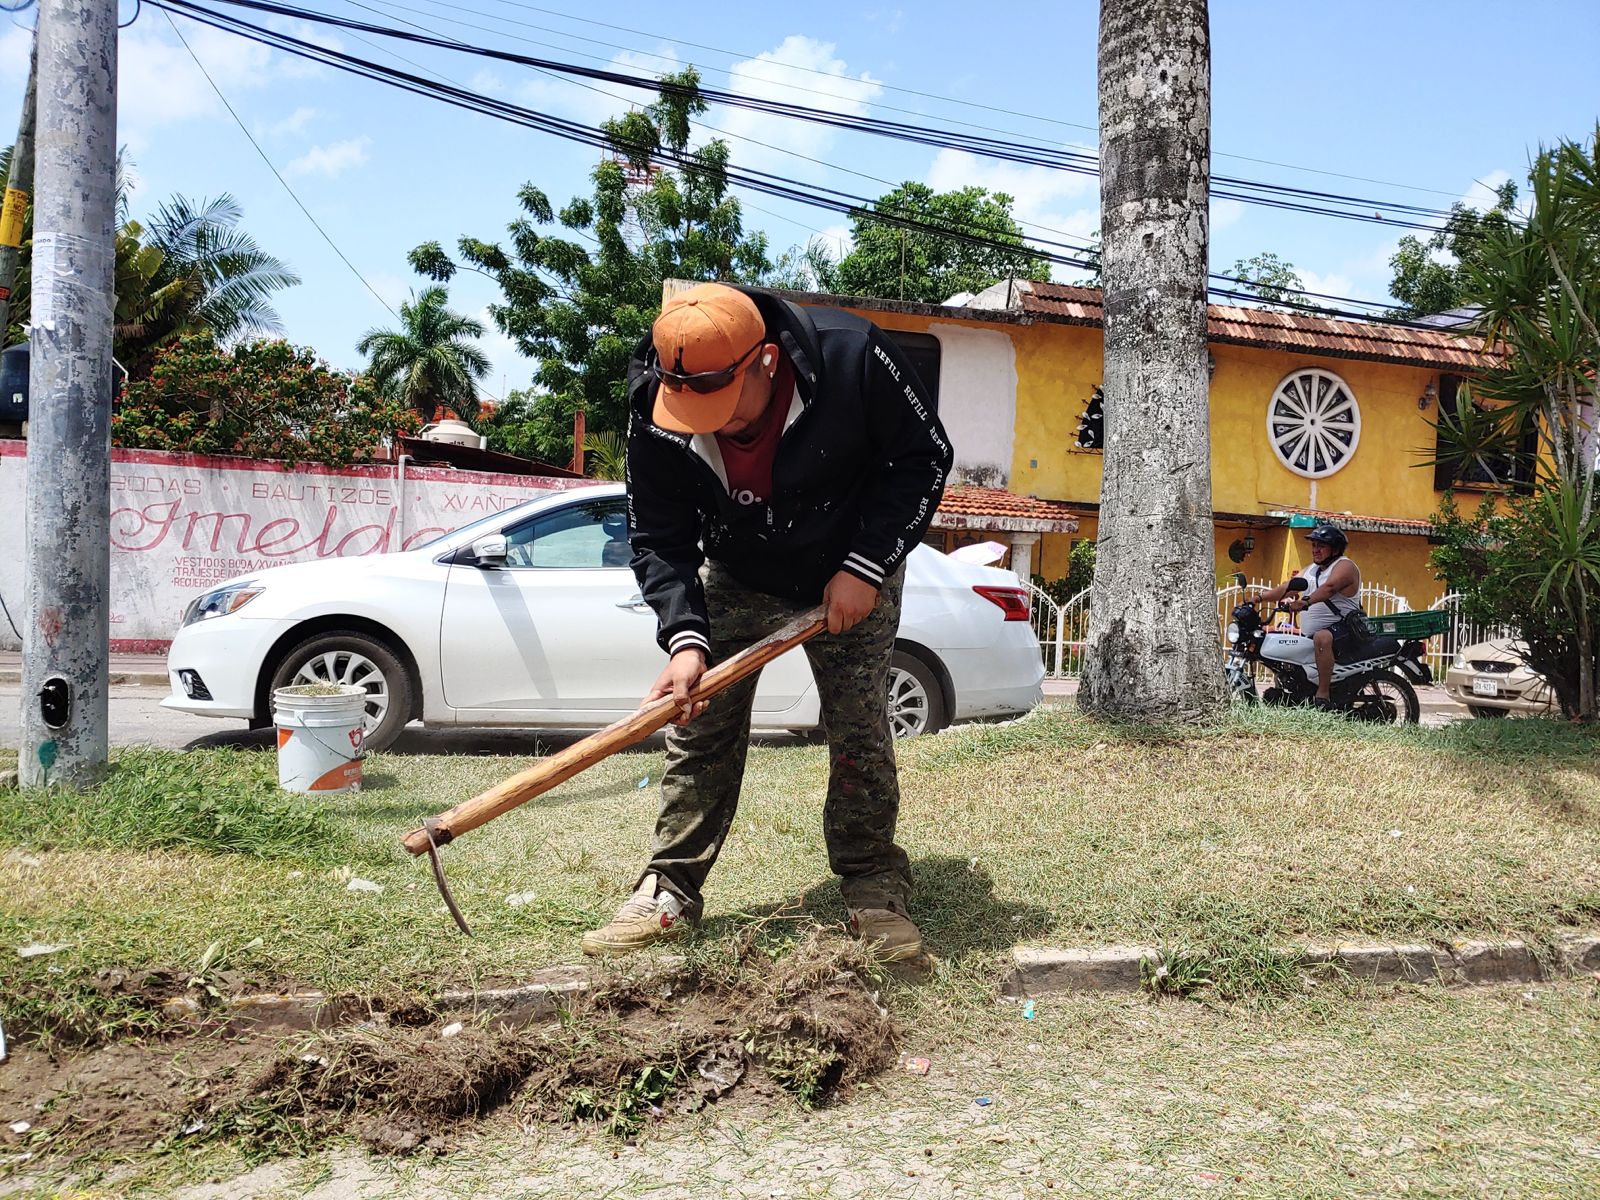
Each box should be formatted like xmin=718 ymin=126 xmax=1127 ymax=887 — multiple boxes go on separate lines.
xmin=640 ymin=561 xmax=912 ymax=922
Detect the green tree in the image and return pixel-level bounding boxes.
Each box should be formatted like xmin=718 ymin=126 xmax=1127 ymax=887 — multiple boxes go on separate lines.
xmin=142 ymin=194 xmax=300 ymax=345
xmin=357 ymin=285 xmax=490 ymax=426
xmin=409 ymin=69 xmax=774 ymax=463
xmin=1228 ymin=251 xmax=1317 ymax=312
xmin=830 ymin=182 xmax=1048 ymax=303
xmin=1388 ymin=180 xmax=1518 ymax=318
xmin=478 ymin=388 xmax=548 ymax=461
xmin=1430 ymin=494 xmax=1598 ymax=720
xmin=114 ymin=333 xmax=417 ymax=467
xmin=1429 ymin=130 xmax=1600 ymax=719
xmin=2 ymin=187 xmax=299 ymax=376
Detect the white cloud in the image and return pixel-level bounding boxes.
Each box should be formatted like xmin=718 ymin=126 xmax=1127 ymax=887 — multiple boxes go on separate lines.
xmin=513 ymin=48 xmax=674 ymax=132
xmin=0 ymin=25 xmax=29 ymax=86
xmin=266 ymin=107 xmax=318 ymax=138
xmin=1210 ymin=198 xmax=1245 ymax=232
xmin=365 ymin=272 xmax=416 ymax=314
xmin=1460 ymin=169 xmax=1513 ymax=211
xmin=923 ymin=148 xmax=1097 ymax=277
xmin=471 ymin=307 xmax=532 ymax=401
xmin=116 ymin=25 xmax=277 ymax=137
xmin=713 ymin=37 xmax=882 ymax=176
xmin=286 ymin=137 xmax=372 ymax=179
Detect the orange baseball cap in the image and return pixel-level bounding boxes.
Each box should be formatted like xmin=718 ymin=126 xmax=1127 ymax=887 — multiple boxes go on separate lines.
xmin=650 ymin=283 xmax=768 ymax=434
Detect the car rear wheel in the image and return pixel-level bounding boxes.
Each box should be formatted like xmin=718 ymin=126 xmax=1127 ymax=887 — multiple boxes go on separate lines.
xmin=887 ymin=650 xmax=947 ymax=738
xmin=268 ymin=631 xmax=416 ymax=752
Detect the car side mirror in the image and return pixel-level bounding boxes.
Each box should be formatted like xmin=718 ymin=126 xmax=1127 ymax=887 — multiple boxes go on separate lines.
xmin=1285 ymin=577 xmax=1309 ymax=594
xmin=472 ymin=534 xmax=508 ymax=566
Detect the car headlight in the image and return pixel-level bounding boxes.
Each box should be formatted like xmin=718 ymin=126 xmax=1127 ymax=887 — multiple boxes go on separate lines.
xmin=182 ymin=582 xmax=264 ymax=626
xmin=1225 ymin=622 xmax=1240 ymax=643
xmin=1452 ymin=652 xmax=1466 ymax=669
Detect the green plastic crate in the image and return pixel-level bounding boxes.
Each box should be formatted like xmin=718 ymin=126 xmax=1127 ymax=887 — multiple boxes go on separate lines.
xmin=1371 ymin=609 xmax=1450 ymax=639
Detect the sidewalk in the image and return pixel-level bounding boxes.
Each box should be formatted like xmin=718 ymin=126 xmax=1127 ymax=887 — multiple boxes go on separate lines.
xmin=1045 ymin=673 xmax=1467 ymax=721
xmin=0 ymin=650 xmax=169 ymax=687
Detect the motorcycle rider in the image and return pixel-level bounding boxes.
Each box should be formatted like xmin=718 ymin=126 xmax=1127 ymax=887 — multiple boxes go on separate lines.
xmin=1252 ymin=524 xmax=1362 ymax=708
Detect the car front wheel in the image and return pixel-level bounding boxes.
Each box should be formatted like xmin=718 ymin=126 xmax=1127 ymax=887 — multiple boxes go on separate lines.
xmin=268 ymin=631 xmax=416 ymax=752
xmin=887 ymin=650 xmax=948 ymax=738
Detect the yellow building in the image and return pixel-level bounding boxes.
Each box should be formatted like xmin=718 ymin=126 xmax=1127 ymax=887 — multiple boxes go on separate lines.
xmin=792 ymin=280 xmax=1497 ymax=609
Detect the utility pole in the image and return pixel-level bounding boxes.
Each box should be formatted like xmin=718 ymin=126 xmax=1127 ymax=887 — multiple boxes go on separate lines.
xmin=20 ymin=0 xmax=117 ymax=788
xmin=0 ymin=35 xmax=37 ymax=338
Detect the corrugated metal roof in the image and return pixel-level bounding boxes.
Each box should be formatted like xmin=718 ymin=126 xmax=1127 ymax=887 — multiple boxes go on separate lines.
xmin=1023 ymin=282 xmax=1493 ymax=371
xmin=1266 ymin=506 xmax=1434 ymax=537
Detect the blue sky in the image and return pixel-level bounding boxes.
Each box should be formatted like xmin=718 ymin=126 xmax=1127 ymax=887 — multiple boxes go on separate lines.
xmin=0 ymin=0 xmax=1596 ymax=396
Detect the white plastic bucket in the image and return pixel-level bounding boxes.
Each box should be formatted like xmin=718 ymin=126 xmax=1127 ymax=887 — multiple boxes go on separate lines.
xmin=273 ymin=684 xmax=368 ymax=793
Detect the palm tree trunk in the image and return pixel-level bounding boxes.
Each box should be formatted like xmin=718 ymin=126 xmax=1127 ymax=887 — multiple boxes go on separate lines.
xmin=1080 ymin=0 xmax=1226 ymax=722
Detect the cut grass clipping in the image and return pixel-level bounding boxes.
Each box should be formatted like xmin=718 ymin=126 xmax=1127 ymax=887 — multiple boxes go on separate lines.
xmin=205 ymin=931 xmax=897 ymax=1156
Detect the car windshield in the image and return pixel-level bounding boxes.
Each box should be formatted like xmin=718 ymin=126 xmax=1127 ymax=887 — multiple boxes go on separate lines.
xmin=409 ymin=499 xmax=545 ymax=551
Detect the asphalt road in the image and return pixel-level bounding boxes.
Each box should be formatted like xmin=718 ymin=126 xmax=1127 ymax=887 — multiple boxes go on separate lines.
xmin=0 ymin=681 xmax=643 ymax=756
xmin=0 ymin=679 xmax=1471 ymax=758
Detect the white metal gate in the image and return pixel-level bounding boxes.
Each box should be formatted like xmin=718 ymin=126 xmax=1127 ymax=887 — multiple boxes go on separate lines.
xmin=1023 ymin=581 xmax=1090 ymax=679
xmin=1426 ymin=592 xmax=1514 ymax=680
xmin=1032 ymin=578 xmax=1467 ymax=682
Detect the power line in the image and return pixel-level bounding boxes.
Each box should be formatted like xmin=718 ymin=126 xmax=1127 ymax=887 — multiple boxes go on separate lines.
xmin=160 ymin=8 xmax=400 ymax=321
xmin=197 ymin=0 xmax=1462 ymax=233
xmin=155 ymin=0 xmax=1455 ymax=325
xmin=463 ymin=0 xmax=1465 ymax=199
xmin=335 ymin=0 xmax=1410 ymax=311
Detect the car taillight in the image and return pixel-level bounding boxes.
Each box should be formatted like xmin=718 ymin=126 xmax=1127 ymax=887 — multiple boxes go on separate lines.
xmin=973 ymin=585 xmax=1030 ymax=621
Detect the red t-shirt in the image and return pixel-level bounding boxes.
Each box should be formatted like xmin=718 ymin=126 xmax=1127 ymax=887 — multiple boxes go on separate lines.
xmin=715 ymin=355 xmax=793 ymax=508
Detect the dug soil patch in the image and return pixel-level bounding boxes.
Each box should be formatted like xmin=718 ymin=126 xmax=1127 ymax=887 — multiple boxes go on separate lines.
xmin=1 ymin=932 xmax=898 ymax=1161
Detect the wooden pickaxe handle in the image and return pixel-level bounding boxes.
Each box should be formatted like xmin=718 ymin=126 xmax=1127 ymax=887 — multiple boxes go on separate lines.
xmin=400 ymin=604 xmax=827 ymax=856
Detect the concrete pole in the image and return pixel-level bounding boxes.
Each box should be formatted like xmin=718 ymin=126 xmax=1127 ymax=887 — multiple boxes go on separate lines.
xmin=0 ymin=36 xmax=37 ymax=340
xmin=20 ymin=0 xmax=117 ymax=788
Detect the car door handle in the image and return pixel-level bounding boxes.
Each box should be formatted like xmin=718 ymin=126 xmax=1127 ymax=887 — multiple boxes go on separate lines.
xmin=616 ymin=594 xmax=653 ymax=611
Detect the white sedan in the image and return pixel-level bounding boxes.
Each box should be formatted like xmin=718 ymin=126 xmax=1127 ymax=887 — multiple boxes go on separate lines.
xmin=162 ymin=483 xmax=1044 ymax=749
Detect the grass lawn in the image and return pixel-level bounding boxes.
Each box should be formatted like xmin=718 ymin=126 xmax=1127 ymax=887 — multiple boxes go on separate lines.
xmin=3 ymin=707 xmax=1597 ymax=1014
xmin=2 ymin=707 xmax=1599 ymax=1197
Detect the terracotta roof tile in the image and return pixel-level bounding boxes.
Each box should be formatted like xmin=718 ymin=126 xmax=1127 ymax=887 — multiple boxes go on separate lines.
xmin=934 ymin=486 xmax=1081 ymax=533
xmin=1022 ymin=281 xmax=1494 ymax=371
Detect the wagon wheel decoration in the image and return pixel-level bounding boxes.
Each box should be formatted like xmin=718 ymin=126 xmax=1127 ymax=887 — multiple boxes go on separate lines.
xmin=1266 ymin=368 xmax=1361 ymax=479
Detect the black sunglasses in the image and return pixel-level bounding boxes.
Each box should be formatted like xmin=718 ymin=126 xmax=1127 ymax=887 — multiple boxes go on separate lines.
xmin=650 ymin=339 xmax=764 ymax=394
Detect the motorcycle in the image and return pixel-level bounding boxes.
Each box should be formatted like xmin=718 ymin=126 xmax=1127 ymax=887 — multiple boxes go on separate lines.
xmin=1222 ymin=572 xmax=1432 ymax=725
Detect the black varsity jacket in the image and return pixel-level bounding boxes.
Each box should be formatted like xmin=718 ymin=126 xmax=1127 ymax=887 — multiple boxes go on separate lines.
xmin=624 ymin=287 xmax=953 ymax=661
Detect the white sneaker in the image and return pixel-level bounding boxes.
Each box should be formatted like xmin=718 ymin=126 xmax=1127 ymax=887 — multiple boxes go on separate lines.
xmin=580 ymin=873 xmax=689 ymax=956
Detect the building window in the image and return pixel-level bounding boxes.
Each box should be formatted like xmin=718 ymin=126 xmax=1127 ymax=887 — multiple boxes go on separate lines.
xmin=885 ymin=331 xmax=941 ymax=411
xmin=1266 ymin=367 xmax=1361 ymax=479
xmin=1074 ymin=387 xmax=1104 ymax=450
xmin=1431 ymin=374 xmax=1535 ymax=492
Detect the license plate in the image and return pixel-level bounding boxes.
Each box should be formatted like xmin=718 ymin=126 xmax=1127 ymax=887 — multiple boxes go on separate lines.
xmin=1472 ymin=676 xmax=1500 ymax=697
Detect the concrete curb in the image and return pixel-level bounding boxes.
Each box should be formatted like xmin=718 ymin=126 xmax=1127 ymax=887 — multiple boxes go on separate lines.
xmin=151 ymin=935 xmax=1600 ymax=1035
xmin=160 ymin=964 xmax=614 ymax=1034
xmin=0 ymin=669 xmax=168 ymax=688
xmin=1001 ymin=933 xmax=1600 ymax=997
